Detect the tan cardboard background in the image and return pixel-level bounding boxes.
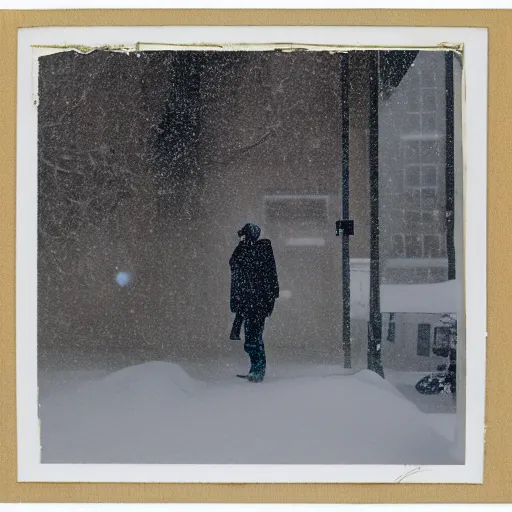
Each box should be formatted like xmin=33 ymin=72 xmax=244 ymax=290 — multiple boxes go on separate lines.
xmin=0 ymin=9 xmax=502 ymax=503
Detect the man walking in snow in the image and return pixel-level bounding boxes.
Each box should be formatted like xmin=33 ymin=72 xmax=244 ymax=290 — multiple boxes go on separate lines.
xmin=229 ymin=223 xmax=279 ymax=383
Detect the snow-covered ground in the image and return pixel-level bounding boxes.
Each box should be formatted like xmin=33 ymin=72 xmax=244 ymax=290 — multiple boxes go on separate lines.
xmin=38 ymin=361 xmax=460 ymax=465
xmin=385 ymin=370 xmax=456 ymax=442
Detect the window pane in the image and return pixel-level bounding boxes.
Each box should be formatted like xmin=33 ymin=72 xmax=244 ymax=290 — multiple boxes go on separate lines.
xmin=405 ymin=211 xmax=421 ymax=232
xmin=420 ymin=140 xmax=438 ymax=163
xmin=421 ymin=188 xmax=436 ymax=210
xmin=433 ymin=326 xmax=451 ymax=357
xmin=405 ymin=113 xmax=421 ymax=132
xmin=405 ymin=235 xmax=422 ymax=258
xmin=403 ymin=140 xmax=420 ymax=161
xmin=421 ymin=165 xmax=437 ymax=186
xmin=423 ymin=235 xmax=441 ymax=257
xmin=421 ymin=59 xmax=437 ymax=87
xmin=391 ymin=234 xmax=405 ymax=257
xmin=405 ymin=189 xmax=421 ymax=210
xmin=407 ymin=90 xmax=420 ymax=112
xmin=421 ymin=212 xmax=435 ymax=226
xmin=422 ymin=88 xmax=437 ymax=112
xmin=417 ymin=323 xmax=431 ymax=356
xmin=421 ymin=113 xmax=437 ymax=133
xmin=405 ymin=166 xmax=421 ymax=187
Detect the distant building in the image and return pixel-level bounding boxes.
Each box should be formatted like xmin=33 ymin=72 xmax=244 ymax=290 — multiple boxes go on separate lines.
xmin=350 ymin=51 xmax=463 ymax=371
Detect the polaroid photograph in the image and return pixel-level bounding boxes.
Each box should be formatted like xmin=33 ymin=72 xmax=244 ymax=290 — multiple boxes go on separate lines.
xmin=16 ymin=25 xmax=487 ymax=483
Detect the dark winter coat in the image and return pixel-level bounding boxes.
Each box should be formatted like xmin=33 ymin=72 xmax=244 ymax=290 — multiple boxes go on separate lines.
xmin=229 ymin=238 xmax=279 ymax=318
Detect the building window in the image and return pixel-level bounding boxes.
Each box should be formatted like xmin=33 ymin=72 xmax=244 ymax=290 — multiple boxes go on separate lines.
xmin=432 ymin=326 xmax=451 ymax=358
xmin=404 ymin=164 xmax=438 ymax=191
xmin=417 ymin=323 xmax=431 ymax=356
xmin=423 ymin=235 xmax=441 ymax=258
xmin=420 ymin=140 xmax=439 ymax=162
xmin=405 ymin=235 xmax=422 ymax=258
xmin=406 ymin=61 xmax=442 ymax=132
xmin=403 ymin=139 xmax=419 ymax=161
xmin=391 ymin=56 xmax=446 ymax=263
xmin=391 ymin=234 xmax=405 ymax=257
xmin=405 ymin=165 xmax=421 ymax=187
xmin=421 ymin=165 xmax=437 ymax=186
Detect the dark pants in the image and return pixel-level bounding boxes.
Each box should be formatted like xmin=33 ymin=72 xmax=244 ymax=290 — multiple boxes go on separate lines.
xmin=243 ymin=314 xmax=266 ymax=380
xmin=230 ymin=312 xmax=244 ymax=340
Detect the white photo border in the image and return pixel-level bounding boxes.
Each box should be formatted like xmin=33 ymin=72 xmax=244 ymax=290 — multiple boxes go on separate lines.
xmin=16 ymin=25 xmax=488 ymax=484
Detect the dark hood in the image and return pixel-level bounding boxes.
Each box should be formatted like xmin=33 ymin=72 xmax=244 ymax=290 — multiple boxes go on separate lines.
xmin=237 ymin=223 xmax=261 ymax=242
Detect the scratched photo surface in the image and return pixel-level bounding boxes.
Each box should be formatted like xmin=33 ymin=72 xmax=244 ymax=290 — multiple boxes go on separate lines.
xmin=36 ymin=49 xmax=464 ymax=464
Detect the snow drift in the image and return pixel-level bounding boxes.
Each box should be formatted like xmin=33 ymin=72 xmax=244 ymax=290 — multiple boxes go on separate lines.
xmin=39 ymin=361 xmax=456 ymax=465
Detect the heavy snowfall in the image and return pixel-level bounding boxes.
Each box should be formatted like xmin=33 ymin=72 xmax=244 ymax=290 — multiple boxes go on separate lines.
xmin=35 ymin=48 xmax=463 ymax=466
